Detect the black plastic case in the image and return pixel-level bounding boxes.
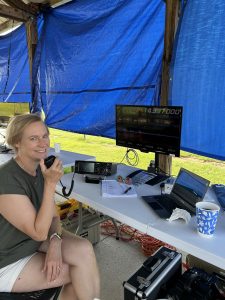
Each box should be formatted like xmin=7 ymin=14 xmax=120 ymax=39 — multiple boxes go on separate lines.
xmin=123 ymin=246 xmax=182 ymax=300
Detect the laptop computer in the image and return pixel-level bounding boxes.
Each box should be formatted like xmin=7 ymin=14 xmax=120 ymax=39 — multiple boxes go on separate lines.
xmin=142 ymin=168 xmax=210 ymax=218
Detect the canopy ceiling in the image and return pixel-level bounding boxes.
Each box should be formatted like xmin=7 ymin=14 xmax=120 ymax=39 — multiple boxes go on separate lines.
xmin=0 ymin=0 xmax=72 ymax=35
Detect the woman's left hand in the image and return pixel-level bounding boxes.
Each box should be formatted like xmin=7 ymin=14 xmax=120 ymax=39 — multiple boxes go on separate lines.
xmin=43 ymin=238 xmax=63 ymax=282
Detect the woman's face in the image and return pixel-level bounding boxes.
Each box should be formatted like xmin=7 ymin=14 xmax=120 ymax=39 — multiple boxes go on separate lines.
xmin=16 ymin=121 xmax=50 ymax=162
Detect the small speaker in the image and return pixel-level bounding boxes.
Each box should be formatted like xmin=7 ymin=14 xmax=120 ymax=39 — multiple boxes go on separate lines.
xmin=75 ymin=161 xmax=117 ymax=176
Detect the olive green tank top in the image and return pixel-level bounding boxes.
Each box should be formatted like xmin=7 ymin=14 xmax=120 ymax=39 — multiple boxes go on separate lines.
xmin=0 ymin=158 xmax=44 ymax=268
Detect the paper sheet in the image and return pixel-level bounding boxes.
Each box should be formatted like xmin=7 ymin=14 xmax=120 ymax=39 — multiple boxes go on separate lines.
xmin=101 ymin=180 xmax=137 ymax=198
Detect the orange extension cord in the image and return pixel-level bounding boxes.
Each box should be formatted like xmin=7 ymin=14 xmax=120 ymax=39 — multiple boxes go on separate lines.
xmin=100 ymin=220 xmax=176 ymax=256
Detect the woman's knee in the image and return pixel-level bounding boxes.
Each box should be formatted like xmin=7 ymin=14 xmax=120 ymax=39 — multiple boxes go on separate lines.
xmin=79 ymin=238 xmax=95 ymax=258
xmin=62 ymin=235 xmax=95 ymax=263
xmin=61 ymin=283 xmax=78 ymax=299
xmin=73 ymin=238 xmax=95 ymax=258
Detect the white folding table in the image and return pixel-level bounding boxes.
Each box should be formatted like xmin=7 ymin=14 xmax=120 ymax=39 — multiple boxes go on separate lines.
xmin=59 ymin=163 xmax=225 ymax=270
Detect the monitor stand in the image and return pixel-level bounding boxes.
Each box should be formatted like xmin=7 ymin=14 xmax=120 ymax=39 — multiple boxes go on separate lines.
xmin=146 ymin=153 xmax=170 ymax=185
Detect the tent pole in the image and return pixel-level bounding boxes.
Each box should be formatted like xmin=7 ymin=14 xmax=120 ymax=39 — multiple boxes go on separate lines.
xmin=158 ymin=0 xmax=180 ymax=175
xmin=25 ymin=17 xmax=38 ymax=101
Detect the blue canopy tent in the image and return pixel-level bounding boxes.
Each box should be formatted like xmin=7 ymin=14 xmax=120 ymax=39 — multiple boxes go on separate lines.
xmin=169 ymin=0 xmax=225 ymax=160
xmin=0 ymin=0 xmax=224 ymax=161
xmin=0 ymin=25 xmax=31 ymax=103
xmin=32 ymin=0 xmax=165 ymax=138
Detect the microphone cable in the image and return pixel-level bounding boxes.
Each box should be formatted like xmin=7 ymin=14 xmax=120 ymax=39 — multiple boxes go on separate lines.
xmin=59 ymin=162 xmax=76 ymax=197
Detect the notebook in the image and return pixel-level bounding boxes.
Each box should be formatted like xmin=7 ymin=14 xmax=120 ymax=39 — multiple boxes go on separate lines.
xmin=142 ymin=168 xmax=210 ymax=218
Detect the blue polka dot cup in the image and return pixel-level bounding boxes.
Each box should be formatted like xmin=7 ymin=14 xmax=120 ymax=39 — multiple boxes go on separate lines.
xmin=196 ymin=202 xmax=220 ymax=238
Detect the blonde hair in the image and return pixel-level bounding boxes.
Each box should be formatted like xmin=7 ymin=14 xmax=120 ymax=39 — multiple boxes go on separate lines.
xmin=6 ymin=114 xmax=49 ymax=150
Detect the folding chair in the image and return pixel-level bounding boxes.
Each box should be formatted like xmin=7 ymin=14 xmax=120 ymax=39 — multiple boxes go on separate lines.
xmin=0 ymin=286 xmax=62 ymax=300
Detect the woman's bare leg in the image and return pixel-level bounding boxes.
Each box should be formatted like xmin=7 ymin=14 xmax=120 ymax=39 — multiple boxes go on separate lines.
xmin=60 ymin=230 xmax=100 ymax=300
xmin=60 ymin=283 xmax=78 ymax=300
xmin=12 ymin=230 xmax=100 ymax=300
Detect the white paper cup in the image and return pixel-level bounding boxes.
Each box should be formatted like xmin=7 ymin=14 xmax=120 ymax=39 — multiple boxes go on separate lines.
xmin=196 ymin=202 xmax=220 ymax=238
xmin=54 ymin=143 xmax=61 ymax=154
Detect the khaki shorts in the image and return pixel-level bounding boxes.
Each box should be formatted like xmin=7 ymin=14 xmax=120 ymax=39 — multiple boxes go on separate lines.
xmin=0 ymin=253 xmax=36 ymax=292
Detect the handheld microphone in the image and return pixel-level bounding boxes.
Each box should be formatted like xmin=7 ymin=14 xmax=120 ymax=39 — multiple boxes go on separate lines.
xmin=44 ymin=155 xmax=75 ymax=197
xmin=44 ymin=155 xmax=56 ymax=169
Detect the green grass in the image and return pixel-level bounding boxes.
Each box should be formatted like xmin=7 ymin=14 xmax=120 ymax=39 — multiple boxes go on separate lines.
xmin=0 ymin=103 xmax=30 ymax=116
xmin=49 ymin=128 xmax=225 ymax=184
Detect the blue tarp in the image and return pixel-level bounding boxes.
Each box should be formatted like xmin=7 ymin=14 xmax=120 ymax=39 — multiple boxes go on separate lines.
xmin=169 ymin=0 xmax=225 ymax=160
xmin=0 ymin=0 xmax=224 ymax=161
xmin=0 ymin=17 xmax=44 ymax=103
xmin=34 ymin=0 xmax=165 ymax=138
xmin=0 ymin=25 xmax=30 ymax=102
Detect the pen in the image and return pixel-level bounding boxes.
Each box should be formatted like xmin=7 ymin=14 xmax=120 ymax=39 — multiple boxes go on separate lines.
xmin=123 ymin=186 xmax=132 ymax=194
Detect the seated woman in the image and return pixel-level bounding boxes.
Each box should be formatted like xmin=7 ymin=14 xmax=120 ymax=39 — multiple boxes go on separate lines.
xmin=0 ymin=114 xmax=100 ymax=300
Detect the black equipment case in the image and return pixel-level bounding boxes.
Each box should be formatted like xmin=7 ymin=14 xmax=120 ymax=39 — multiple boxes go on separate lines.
xmin=123 ymin=246 xmax=182 ymax=300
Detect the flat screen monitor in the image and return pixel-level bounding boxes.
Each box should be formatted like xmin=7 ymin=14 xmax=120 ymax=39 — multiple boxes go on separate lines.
xmin=116 ymin=105 xmax=183 ymax=157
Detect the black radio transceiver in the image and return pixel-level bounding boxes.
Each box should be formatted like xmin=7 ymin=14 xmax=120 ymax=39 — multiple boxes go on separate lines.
xmin=75 ymin=161 xmax=117 ymax=176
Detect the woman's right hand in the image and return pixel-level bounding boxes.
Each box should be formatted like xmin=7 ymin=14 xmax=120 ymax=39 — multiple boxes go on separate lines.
xmin=40 ymin=158 xmax=64 ymax=185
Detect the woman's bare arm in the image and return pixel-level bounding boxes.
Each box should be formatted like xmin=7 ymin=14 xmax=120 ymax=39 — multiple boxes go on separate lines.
xmin=0 ymin=158 xmax=63 ymax=241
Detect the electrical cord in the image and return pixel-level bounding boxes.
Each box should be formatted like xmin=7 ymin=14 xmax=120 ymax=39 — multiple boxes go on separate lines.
xmin=100 ymin=220 xmax=176 ymax=256
xmin=119 ymin=149 xmax=174 ymax=176
xmin=119 ymin=150 xmax=129 ymax=164
xmin=119 ymin=148 xmax=139 ymax=166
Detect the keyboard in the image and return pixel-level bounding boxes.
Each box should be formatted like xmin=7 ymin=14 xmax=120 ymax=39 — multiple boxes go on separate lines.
xmin=150 ymin=194 xmax=175 ymax=210
xmin=142 ymin=194 xmax=177 ymax=215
